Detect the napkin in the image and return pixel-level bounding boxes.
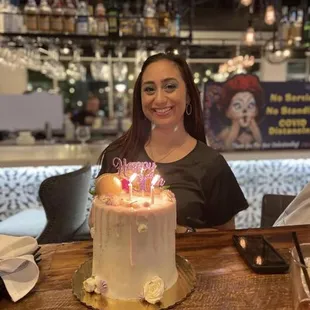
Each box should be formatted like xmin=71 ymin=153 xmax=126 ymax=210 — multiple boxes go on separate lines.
xmin=0 ymin=235 xmax=40 ymax=302
xmin=274 ymin=182 xmax=310 ymax=226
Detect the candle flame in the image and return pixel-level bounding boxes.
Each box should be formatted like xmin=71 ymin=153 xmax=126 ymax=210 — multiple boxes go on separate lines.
xmin=151 ymin=174 xmax=160 ymax=186
xmin=129 ymin=173 xmax=138 ymax=183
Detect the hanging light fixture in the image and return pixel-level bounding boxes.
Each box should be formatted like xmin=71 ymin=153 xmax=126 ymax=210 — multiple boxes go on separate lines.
xmin=245 ymin=24 xmax=255 ymax=46
xmin=240 ymin=0 xmax=252 ymax=6
xmin=264 ymin=5 xmax=276 ymax=25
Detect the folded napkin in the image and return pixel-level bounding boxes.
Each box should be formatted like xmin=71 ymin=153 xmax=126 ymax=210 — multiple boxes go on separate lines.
xmin=0 ymin=235 xmax=39 ymax=302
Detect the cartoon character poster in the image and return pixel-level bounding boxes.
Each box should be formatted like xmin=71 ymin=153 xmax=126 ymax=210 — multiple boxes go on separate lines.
xmin=204 ymin=74 xmax=264 ymax=151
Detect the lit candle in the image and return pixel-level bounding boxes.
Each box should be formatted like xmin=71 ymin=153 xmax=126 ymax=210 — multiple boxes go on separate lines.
xmin=140 ymin=168 xmax=145 ymax=197
xmin=150 ymin=174 xmax=160 ymax=204
xmin=129 ymin=173 xmax=137 ymax=201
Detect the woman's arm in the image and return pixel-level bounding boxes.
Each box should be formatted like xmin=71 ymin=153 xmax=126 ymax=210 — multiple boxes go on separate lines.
xmin=200 ymin=155 xmax=248 ymax=230
xmin=213 ymin=217 xmax=235 ymax=230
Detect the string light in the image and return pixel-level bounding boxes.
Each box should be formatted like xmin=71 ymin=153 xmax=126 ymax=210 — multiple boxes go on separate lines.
xmin=283 ymin=49 xmax=291 ymax=57
xmin=245 ymin=26 xmax=255 ymax=46
xmin=219 ymin=55 xmax=255 ymax=74
xmin=264 ymin=5 xmax=276 ymax=25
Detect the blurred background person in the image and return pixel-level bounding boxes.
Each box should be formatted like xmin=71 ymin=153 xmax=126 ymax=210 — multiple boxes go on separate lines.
xmin=71 ymin=94 xmax=100 ymax=126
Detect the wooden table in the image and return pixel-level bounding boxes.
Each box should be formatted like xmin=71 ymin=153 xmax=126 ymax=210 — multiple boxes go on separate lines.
xmin=1 ymin=225 xmax=310 ymax=310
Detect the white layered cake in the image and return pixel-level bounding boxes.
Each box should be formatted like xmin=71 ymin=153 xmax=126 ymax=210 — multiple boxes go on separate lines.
xmin=83 ymin=167 xmax=178 ymax=304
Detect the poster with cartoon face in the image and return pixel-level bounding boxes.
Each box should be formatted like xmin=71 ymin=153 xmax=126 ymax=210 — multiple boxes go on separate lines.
xmin=204 ymin=74 xmax=264 ymax=151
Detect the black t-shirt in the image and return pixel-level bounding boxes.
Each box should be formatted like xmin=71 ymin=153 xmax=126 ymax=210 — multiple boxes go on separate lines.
xmin=99 ymin=141 xmax=248 ymax=228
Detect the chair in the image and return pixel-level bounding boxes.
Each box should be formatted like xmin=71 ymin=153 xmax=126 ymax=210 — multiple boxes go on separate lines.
xmin=37 ymin=164 xmax=92 ymax=244
xmin=260 ymin=194 xmax=296 ymax=228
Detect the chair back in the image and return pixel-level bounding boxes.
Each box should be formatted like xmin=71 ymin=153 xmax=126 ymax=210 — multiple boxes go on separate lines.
xmin=37 ymin=164 xmax=91 ymax=244
xmin=261 ymin=194 xmax=296 ymax=228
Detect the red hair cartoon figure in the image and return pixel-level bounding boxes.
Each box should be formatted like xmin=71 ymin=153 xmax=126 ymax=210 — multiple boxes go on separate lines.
xmin=217 ymin=74 xmax=263 ymax=149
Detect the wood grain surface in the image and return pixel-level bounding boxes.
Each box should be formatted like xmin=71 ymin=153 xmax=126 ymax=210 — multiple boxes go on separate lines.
xmin=1 ymin=225 xmax=310 ymax=310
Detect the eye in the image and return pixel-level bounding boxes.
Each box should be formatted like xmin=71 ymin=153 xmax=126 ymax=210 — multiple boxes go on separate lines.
xmin=143 ymin=86 xmax=155 ymax=94
xmin=248 ymin=101 xmax=256 ymax=110
xmin=164 ymin=83 xmax=177 ymax=92
xmin=232 ymin=102 xmax=241 ymax=110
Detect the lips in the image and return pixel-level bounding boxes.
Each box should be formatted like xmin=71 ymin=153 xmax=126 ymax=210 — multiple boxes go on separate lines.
xmin=152 ymin=107 xmax=173 ymax=116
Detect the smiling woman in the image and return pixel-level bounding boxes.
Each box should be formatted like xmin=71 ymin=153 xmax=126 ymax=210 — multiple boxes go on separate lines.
xmin=96 ymin=53 xmax=249 ymax=230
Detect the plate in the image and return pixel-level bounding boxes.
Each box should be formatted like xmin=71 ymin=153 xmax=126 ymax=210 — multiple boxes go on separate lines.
xmin=72 ymin=255 xmax=196 ymax=309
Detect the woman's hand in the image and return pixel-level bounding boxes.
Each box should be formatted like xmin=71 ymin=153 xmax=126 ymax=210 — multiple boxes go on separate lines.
xmin=249 ymin=119 xmax=262 ymax=144
xmin=224 ymin=120 xmax=240 ymax=149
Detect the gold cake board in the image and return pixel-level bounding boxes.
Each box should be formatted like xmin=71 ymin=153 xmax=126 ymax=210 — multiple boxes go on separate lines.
xmin=72 ymin=255 xmax=196 ymax=309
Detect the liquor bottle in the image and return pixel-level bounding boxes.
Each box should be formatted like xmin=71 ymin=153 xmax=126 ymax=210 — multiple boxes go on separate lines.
xmin=143 ymin=0 xmax=157 ymax=36
xmin=2 ymin=0 xmax=13 ymax=32
xmin=88 ymin=5 xmax=97 ymax=34
xmin=134 ymin=0 xmax=143 ymax=36
xmin=288 ymin=7 xmax=297 ymax=45
xmin=24 ymin=0 xmax=38 ymax=32
xmin=173 ymin=1 xmax=181 ymax=37
xmin=13 ymin=4 xmax=24 ymax=33
xmin=119 ymin=1 xmax=133 ymax=36
xmin=76 ymin=1 xmax=89 ymax=34
xmin=303 ymin=6 xmax=310 ymax=46
xmin=293 ymin=8 xmax=303 ymax=44
xmin=95 ymin=0 xmax=109 ymax=35
xmin=135 ymin=16 xmax=144 ymax=36
xmin=51 ymin=0 xmax=64 ymax=33
xmin=0 ymin=0 xmax=4 ymax=33
xmin=157 ymin=0 xmax=169 ymax=36
xmin=38 ymin=0 xmax=52 ymax=33
xmin=63 ymin=0 xmax=76 ymax=34
xmin=135 ymin=0 xmax=142 ymax=16
xmin=278 ymin=6 xmax=289 ymax=43
xmin=107 ymin=0 xmax=119 ymax=36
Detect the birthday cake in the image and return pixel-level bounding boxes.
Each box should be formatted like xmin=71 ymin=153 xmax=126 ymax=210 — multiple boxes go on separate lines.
xmin=83 ymin=158 xmax=178 ymax=304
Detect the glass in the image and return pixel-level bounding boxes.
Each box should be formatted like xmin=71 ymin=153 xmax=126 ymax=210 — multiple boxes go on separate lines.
xmin=67 ymin=49 xmax=87 ymax=81
xmin=290 ymin=243 xmax=310 ymax=310
xmin=75 ymin=125 xmax=91 ymax=145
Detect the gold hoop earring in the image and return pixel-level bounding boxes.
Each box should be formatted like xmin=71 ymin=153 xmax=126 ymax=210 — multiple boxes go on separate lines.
xmin=185 ymin=103 xmax=192 ymax=116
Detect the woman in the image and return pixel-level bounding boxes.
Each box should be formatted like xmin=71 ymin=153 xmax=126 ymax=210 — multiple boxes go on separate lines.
xmin=97 ymin=53 xmax=248 ymax=230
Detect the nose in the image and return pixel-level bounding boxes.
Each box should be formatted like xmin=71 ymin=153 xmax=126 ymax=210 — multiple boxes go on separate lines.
xmin=242 ymin=109 xmax=247 ymax=114
xmin=154 ymin=89 xmax=167 ymax=106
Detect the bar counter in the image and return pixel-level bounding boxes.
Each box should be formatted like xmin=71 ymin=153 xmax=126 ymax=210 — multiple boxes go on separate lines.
xmin=1 ymin=143 xmax=310 ymax=228
xmin=0 ymin=225 xmax=309 ymax=310
xmin=1 ymin=143 xmax=309 ymax=168
xmin=0 ymin=142 xmax=109 ymax=168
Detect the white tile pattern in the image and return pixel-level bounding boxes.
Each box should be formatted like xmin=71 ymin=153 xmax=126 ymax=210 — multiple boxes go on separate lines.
xmin=1 ymin=160 xmax=310 ymax=228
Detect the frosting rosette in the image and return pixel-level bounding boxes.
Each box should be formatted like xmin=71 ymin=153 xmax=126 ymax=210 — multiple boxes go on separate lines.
xmin=143 ymin=276 xmax=165 ymax=304
xmin=94 ymin=277 xmax=108 ymax=295
xmin=83 ymin=277 xmax=96 ymax=293
xmin=83 ymin=276 xmax=108 ymax=295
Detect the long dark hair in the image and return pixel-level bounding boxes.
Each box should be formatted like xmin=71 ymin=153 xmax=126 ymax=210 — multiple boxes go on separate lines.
xmin=98 ymin=53 xmax=206 ymax=165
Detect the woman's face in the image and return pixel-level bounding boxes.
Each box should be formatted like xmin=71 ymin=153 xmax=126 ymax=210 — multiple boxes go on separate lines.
xmin=141 ymin=59 xmax=187 ymax=129
xmin=226 ymin=91 xmax=257 ymax=128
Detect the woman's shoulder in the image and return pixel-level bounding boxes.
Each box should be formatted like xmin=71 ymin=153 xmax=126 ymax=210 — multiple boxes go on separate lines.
xmin=194 ymin=141 xmax=225 ymax=164
xmin=101 ymin=142 xmax=124 ymax=166
xmin=192 ymin=141 xmax=230 ymax=177
xmin=97 ymin=141 xmax=123 ymax=175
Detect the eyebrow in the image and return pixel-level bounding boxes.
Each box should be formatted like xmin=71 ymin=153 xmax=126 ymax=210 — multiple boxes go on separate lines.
xmin=142 ymin=78 xmax=178 ymax=86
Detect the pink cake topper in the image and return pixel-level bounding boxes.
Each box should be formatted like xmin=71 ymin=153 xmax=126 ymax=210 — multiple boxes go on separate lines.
xmin=112 ymin=157 xmax=165 ymax=188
